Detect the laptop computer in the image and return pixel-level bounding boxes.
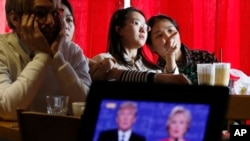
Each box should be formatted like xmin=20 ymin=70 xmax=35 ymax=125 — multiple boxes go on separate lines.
xmin=78 ymin=81 xmax=229 ymax=141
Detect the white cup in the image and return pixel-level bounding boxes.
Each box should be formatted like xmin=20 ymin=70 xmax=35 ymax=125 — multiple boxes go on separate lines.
xmin=214 ymin=63 xmax=231 ymax=86
xmin=197 ymin=63 xmax=215 ymax=86
xmin=46 ymin=96 xmax=69 ymax=115
xmin=72 ymin=102 xmax=86 ymax=116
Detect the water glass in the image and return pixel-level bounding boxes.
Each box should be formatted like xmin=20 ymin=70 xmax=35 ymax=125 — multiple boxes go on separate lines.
xmin=46 ymin=96 xmax=69 ymax=115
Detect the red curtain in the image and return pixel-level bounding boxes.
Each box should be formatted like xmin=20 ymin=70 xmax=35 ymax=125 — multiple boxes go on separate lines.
xmin=69 ymin=0 xmax=121 ymax=58
xmin=0 ymin=0 xmax=11 ymax=33
xmin=239 ymin=0 xmax=250 ymax=76
xmin=69 ymin=0 xmax=88 ymax=56
xmin=1 ymin=0 xmax=250 ymax=75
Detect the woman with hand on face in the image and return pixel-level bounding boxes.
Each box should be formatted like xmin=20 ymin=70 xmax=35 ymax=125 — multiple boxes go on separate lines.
xmin=146 ymin=14 xmax=218 ymax=84
xmin=60 ymin=0 xmax=75 ymax=42
xmin=161 ymin=106 xmax=191 ymax=141
xmin=58 ymin=3 xmax=191 ymax=85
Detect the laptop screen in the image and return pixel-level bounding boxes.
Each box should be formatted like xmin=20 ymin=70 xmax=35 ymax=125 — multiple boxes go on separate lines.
xmin=93 ymin=99 xmax=210 ymax=141
xmin=78 ymin=81 xmax=229 ymax=141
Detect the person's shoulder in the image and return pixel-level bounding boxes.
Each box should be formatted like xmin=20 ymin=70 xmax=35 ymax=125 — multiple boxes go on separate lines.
xmin=0 ymin=33 xmax=6 ymax=40
xmin=0 ymin=32 xmax=18 ymax=50
xmin=92 ymin=53 xmax=113 ymax=62
xmin=189 ymin=48 xmax=217 ymax=61
xmin=189 ymin=48 xmax=213 ymax=55
xmin=159 ymin=139 xmax=169 ymax=141
xmin=100 ymin=129 xmax=117 ymax=134
xmin=63 ymin=41 xmax=81 ymax=49
xmin=0 ymin=32 xmax=15 ymax=43
xmin=131 ymin=131 xmax=146 ymax=140
xmin=60 ymin=41 xmax=83 ymax=55
xmin=98 ymin=129 xmax=117 ymax=141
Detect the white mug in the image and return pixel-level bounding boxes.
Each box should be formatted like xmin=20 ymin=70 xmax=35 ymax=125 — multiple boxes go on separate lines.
xmin=72 ymin=102 xmax=86 ymax=116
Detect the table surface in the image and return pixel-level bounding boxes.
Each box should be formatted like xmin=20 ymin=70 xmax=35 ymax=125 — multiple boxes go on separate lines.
xmin=0 ymin=121 xmax=20 ymax=141
xmin=226 ymin=94 xmax=250 ymax=120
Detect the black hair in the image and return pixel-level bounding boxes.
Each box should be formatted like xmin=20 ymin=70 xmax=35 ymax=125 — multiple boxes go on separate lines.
xmin=61 ymin=0 xmax=75 ymax=24
xmin=146 ymin=14 xmax=179 ymax=46
xmin=107 ymin=7 xmax=146 ymax=66
xmin=5 ymin=0 xmax=34 ymax=29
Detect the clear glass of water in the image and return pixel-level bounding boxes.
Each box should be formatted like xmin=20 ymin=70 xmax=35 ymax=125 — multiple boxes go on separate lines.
xmin=46 ymin=96 xmax=69 ymax=115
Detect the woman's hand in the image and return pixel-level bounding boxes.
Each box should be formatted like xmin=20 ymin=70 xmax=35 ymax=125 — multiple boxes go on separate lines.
xmin=164 ymin=32 xmax=179 ymax=73
xmin=89 ymin=58 xmax=117 ymax=81
xmin=165 ymin=32 xmax=179 ymax=58
xmin=50 ymin=15 xmax=65 ymax=56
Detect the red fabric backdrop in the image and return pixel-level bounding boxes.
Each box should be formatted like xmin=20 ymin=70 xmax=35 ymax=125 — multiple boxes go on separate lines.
xmin=0 ymin=0 xmax=250 ymax=75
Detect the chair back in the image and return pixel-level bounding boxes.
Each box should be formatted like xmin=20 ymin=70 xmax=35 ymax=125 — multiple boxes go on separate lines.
xmin=17 ymin=109 xmax=81 ymax=141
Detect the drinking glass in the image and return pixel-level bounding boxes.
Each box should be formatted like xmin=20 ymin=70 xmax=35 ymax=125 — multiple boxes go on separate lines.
xmin=197 ymin=63 xmax=215 ymax=85
xmin=46 ymin=96 xmax=69 ymax=115
xmin=214 ymin=63 xmax=231 ymax=86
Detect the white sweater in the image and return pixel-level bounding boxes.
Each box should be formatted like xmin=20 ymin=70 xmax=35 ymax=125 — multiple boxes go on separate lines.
xmin=0 ymin=32 xmax=91 ymax=120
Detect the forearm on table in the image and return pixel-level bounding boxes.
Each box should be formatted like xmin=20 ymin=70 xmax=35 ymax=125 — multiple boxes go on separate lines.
xmin=107 ymin=69 xmax=154 ymax=83
xmin=154 ymin=73 xmax=191 ymax=85
xmin=111 ymin=69 xmax=190 ymax=85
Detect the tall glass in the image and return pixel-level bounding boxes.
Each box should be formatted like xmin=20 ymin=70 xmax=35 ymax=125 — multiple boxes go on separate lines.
xmin=214 ymin=63 xmax=231 ymax=86
xmin=197 ymin=63 xmax=215 ymax=86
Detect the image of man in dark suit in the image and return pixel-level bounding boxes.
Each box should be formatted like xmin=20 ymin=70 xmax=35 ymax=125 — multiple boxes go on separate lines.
xmin=97 ymin=101 xmax=145 ymax=141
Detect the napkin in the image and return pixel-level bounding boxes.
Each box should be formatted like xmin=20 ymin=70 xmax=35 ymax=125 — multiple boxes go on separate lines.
xmin=230 ymin=69 xmax=250 ymax=95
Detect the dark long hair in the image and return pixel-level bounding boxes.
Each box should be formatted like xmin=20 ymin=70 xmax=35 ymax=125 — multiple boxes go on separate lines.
xmin=107 ymin=7 xmax=146 ymax=66
xmin=61 ymin=0 xmax=75 ymax=25
xmin=146 ymin=14 xmax=179 ymax=46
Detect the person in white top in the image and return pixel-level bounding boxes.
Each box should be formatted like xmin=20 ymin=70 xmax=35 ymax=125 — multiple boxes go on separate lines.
xmin=0 ymin=0 xmax=91 ymax=121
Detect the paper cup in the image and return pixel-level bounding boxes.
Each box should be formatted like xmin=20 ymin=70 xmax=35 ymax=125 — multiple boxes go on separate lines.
xmin=214 ymin=63 xmax=230 ymax=86
xmin=72 ymin=102 xmax=86 ymax=116
xmin=197 ymin=63 xmax=215 ymax=86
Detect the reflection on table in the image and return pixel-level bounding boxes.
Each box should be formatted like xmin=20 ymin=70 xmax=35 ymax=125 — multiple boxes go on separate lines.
xmin=0 ymin=121 xmax=20 ymax=141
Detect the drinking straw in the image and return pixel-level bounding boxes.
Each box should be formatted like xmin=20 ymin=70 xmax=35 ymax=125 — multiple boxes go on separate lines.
xmin=220 ymin=48 xmax=222 ymax=63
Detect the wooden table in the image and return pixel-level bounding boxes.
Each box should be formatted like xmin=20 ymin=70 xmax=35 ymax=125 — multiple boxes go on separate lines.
xmin=0 ymin=121 xmax=21 ymax=141
xmin=227 ymin=95 xmax=250 ymax=120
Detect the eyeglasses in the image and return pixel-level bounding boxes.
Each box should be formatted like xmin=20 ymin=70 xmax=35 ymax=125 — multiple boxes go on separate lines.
xmin=127 ymin=19 xmax=151 ymax=32
xmin=33 ymin=8 xmax=60 ymax=22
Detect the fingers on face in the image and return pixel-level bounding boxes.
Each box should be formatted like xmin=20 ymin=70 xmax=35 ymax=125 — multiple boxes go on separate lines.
xmin=21 ymin=14 xmax=36 ymax=39
xmin=169 ymin=32 xmax=178 ymax=39
xmin=22 ymin=14 xmax=35 ymax=30
xmin=163 ymin=32 xmax=177 ymax=47
xmin=169 ymin=39 xmax=178 ymax=48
